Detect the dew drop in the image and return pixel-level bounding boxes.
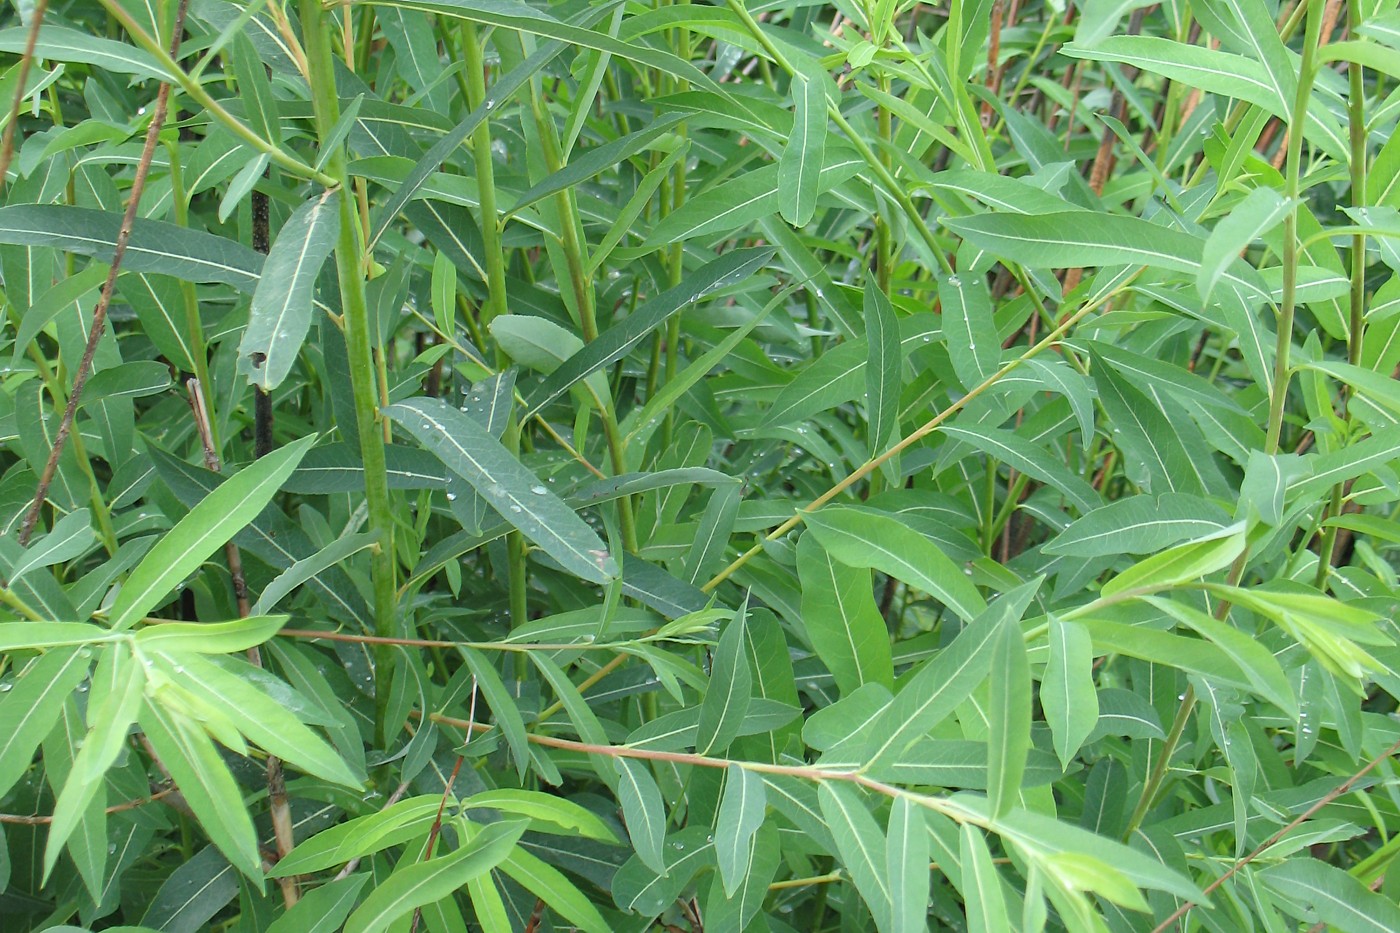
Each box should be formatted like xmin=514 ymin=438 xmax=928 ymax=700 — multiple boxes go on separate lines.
xmin=531 ymin=485 xmax=547 ymax=495
xmin=421 ymin=422 xmax=432 ymax=430
xmin=1177 ymin=693 xmax=1185 ymax=701
xmin=509 ymin=504 xmax=523 ymax=513
xmin=108 ymin=843 xmax=117 ymax=854
xmin=0 ymin=684 xmax=10 ymax=693
xmin=446 ymin=492 xmax=457 ymax=502
xmin=485 ymin=99 xmax=495 ymax=109
xmin=947 ymin=275 xmax=961 ymax=287
xmin=922 ymin=335 xmax=932 ymax=343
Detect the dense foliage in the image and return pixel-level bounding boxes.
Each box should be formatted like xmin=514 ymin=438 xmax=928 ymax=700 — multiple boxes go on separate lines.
xmin=5 ymin=0 xmax=1400 ymax=929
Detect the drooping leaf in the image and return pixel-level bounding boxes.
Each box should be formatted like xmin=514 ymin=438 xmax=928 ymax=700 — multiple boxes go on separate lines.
xmin=239 ymin=190 xmax=340 ymax=390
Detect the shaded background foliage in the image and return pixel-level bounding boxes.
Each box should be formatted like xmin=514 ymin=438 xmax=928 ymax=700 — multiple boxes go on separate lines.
xmin=4 ymin=0 xmax=1400 ymax=930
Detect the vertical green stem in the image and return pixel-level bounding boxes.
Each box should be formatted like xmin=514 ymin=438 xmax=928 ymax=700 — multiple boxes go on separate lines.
xmin=299 ymin=0 xmax=398 ymax=748
xmin=1266 ymin=0 xmax=1324 ymax=457
xmin=463 ymin=23 xmax=530 ymax=636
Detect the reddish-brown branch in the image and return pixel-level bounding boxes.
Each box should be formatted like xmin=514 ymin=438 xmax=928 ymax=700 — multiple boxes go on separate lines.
xmin=1150 ymin=737 xmax=1400 ymax=932
xmin=0 ymin=0 xmax=52 ymax=193
xmin=16 ymin=0 xmax=193 ymax=546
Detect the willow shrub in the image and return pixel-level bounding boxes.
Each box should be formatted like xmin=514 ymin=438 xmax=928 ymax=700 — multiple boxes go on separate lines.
xmin=4 ymin=0 xmax=1400 ymax=930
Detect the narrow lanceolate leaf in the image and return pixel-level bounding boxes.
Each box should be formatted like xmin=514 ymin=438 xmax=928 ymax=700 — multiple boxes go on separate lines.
xmin=715 ymin=765 xmax=767 ymax=897
xmin=239 ymin=190 xmax=340 ymax=390
xmin=266 ymin=873 xmax=370 ymax=933
xmin=887 ymin=797 xmax=929 ymax=933
xmin=0 ymin=648 xmax=92 ymax=799
xmin=1041 ymin=618 xmax=1098 ymax=770
xmin=386 ymin=399 xmax=618 ymax=583
xmin=524 ymin=247 xmax=773 ymax=418
xmin=109 ymin=434 xmax=317 ymax=629
xmin=864 ymin=281 xmax=901 ymax=452
xmin=1044 ymin=493 xmax=1232 ymax=557
xmin=342 ymin=819 xmax=527 ymax=933
xmin=153 ymin=652 xmax=363 ymax=787
xmin=7 ymin=508 xmax=92 ymax=582
xmin=696 ymin=601 xmax=752 ymax=754
xmin=807 ymin=506 xmax=987 ymax=622
xmin=615 ymin=759 xmax=667 ymax=874
xmin=987 ymin=620 xmax=1031 ymax=818
xmin=138 ymin=698 xmax=262 ymax=880
xmin=859 ymin=612 xmax=1006 ymax=771
xmin=44 ymin=644 xmax=144 ymax=879
xmin=819 ymin=782 xmax=892 ymax=931
xmin=945 ymin=210 xmax=1264 ymax=297
xmin=961 ymin=825 xmax=1013 ymax=933
xmin=1198 ymin=188 xmax=1292 ymax=301
xmin=778 ymin=60 xmax=827 ymax=227
xmin=796 ymin=533 xmax=895 ymax=695
xmin=1261 ymin=859 xmax=1400 ymax=933
xmin=939 ymin=272 xmax=1000 ymax=391
xmin=0 ymin=205 xmax=263 ymax=291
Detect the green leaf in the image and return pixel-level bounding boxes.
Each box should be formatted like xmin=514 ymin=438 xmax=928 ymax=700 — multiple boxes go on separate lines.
xmin=819 ymin=782 xmax=892 ymax=930
xmin=1062 ymin=36 xmax=1283 ymax=113
xmin=940 ymin=272 xmax=1000 ymax=391
xmin=1148 ymin=596 xmax=1296 ymax=715
xmin=269 ymin=797 xmax=441 ymax=877
xmin=1199 ymin=188 xmax=1293 ymax=301
xmin=110 ymin=435 xmax=316 ymax=629
xmin=1101 ymin=523 xmax=1246 ymax=597
xmin=615 ymin=758 xmax=667 ymax=874
xmin=1092 ymin=352 xmax=1212 ymax=497
xmin=266 ymin=873 xmax=370 ymax=933
xmin=7 ymin=508 xmax=93 ymax=582
xmin=1044 ymin=494 xmax=1231 ymax=557
xmin=611 ymin=826 xmax=713 ymax=916
xmin=778 ymin=59 xmax=827 ymax=227
xmin=0 ymin=648 xmax=93 ymax=798
xmin=987 ymin=619 xmax=1031 ymax=818
xmin=646 ymin=151 xmax=862 ymax=245
xmin=44 ymin=643 xmax=144 ymax=880
xmin=887 ymin=797 xmax=930 ymax=933
xmin=342 ymin=818 xmax=526 ymax=933
xmin=386 ymin=399 xmax=618 ymax=583
xmin=714 ymin=765 xmax=766 ymax=897
xmin=461 ymin=789 xmax=617 ymax=842
xmin=138 ymin=697 xmax=261 ymax=880
xmin=134 ymin=615 xmax=289 ymax=654
xmin=961 ymin=824 xmax=1013 ymax=933
xmin=251 ymin=532 xmax=379 ymax=615
xmin=239 ymin=190 xmax=340 ymax=390
xmin=864 ymin=280 xmax=902 ymax=453
xmin=807 ymin=506 xmax=986 ymax=622
xmin=940 ymin=425 xmax=1102 ymax=514
xmin=858 ymin=611 xmax=1006 ymax=771
xmin=0 ymin=205 xmax=262 ymax=291
xmin=1041 ymin=619 xmax=1098 ymax=770
xmin=0 ymin=25 xmax=172 ymax=79
xmin=796 ymin=532 xmax=895 ymax=695
xmin=1262 ymin=859 xmax=1400 ymax=933
xmin=696 ymin=600 xmax=752 ymax=754
xmin=152 ymin=651 xmax=363 ymax=787
xmin=524 ymin=247 xmax=773 ymax=418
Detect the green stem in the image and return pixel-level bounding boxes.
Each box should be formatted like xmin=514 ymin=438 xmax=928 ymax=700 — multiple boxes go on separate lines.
xmin=299 ymin=0 xmax=398 ymax=748
xmin=1266 ymin=0 xmax=1325 ymax=457
xmin=95 ymin=0 xmax=334 ymax=187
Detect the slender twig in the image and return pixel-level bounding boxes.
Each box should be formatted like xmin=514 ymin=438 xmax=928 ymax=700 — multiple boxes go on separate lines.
xmin=16 ymin=0 xmax=193 ymax=546
xmin=0 ymin=786 xmax=174 ymax=824
xmin=1150 ymin=737 xmax=1400 ymax=932
xmin=409 ymin=679 xmax=475 ymax=933
xmin=0 ymin=0 xmax=52 ymax=192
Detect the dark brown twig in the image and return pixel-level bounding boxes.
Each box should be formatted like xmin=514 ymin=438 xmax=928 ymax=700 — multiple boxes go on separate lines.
xmin=0 ymin=0 xmax=52 ymax=193
xmin=16 ymin=0 xmax=193 ymax=546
